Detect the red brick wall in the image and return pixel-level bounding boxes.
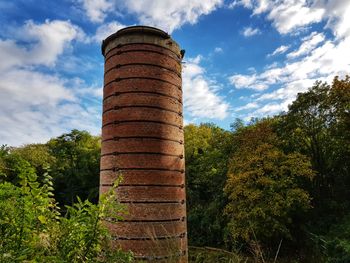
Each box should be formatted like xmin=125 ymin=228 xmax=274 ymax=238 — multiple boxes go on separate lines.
xmin=100 ymin=27 xmax=187 ymax=262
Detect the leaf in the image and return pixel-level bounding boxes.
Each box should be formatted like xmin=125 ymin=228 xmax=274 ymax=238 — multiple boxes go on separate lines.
xmin=38 ymin=215 xmax=47 ymax=224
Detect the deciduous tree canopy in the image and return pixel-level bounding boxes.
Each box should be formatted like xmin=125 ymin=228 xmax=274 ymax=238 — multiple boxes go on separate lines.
xmin=0 ymin=76 xmax=349 ymax=262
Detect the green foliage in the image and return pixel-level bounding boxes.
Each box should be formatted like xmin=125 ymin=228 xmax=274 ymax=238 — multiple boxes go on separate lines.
xmin=0 ymin=161 xmax=132 ymax=262
xmin=185 ymin=123 xmax=233 ymax=247
xmin=0 ymin=75 xmax=348 ymax=261
xmin=12 ymin=143 xmax=55 ymax=176
xmin=0 ymin=150 xmax=39 ymax=184
xmin=323 ymin=215 xmax=350 ymax=263
xmin=279 ymin=77 xmax=350 ymax=218
xmin=47 ymin=129 xmax=101 ymax=206
xmin=224 ymin=120 xmax=314 ymax=246
xmin=1 ymin=130 xmax=101 ymax=209
xmin=189 ymin=246 xmax=247 ymax=263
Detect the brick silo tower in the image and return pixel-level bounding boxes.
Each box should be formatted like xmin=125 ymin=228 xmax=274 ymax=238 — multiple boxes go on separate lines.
xmin=100 ymin=26 xmax=187 ymax=262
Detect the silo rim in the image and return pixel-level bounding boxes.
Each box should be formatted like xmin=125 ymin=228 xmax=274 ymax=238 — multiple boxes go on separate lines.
xmin=101 ymin=25 xmax=171 ymax=56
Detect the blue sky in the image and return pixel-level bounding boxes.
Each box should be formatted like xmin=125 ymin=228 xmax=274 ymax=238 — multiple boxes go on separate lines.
xmin=0 ymin=0 xmax=349 ymax=146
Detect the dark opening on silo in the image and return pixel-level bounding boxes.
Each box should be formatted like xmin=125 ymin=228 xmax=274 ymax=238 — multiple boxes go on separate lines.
xmin=100 ymin=26 xmax=188 ymax=262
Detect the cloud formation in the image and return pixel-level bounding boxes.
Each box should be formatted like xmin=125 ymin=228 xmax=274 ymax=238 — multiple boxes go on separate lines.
xmin=230 ymin=0 xmax=350 ymax=118
xmin=268 ymin=45 xmax=290 ymax=57
xmin=0 ymin=20 xmax=100 ymax=146
xmin=183 ymin=56 xmax=229 ymax=120
xmin=229 ymin=74 xmax=267 ymax=91
xmin=242 ymin=26 xmax=261 ymax=37
xmin=79 ymin=0 xmax=223 ymax=33
xmin=78 ymin=0 xmax=113 ymax=23
xmin=0 ymin=20 xmax=84 ymax=70
xmin=92 ymin=21 xmax=127 ymax=42
xmin=287 ymin=32 xmax=325 ymax=59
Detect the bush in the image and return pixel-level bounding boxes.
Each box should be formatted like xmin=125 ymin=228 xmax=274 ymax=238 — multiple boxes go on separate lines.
xmin=0 ymin=159 xmax=132 ymax=262
xmin=324 ymin=215 xmax=350 ymax=263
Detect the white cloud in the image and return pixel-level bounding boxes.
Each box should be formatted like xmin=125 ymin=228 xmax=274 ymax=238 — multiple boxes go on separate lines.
xmin=0 ymin=67 xmax=101 ymax=146
xmin=266 ymin=1 xmax=325 ymax=34
xmin=251 ymin=101 xmax=289 ymax=116
xmin=92 ymin=21 xmax=127 ymax=42
xmin=78 ymin=0 xmax=113 ymax=23
xmin=76 ymin=85 xmax=103 ymax=98
xmin=242 ymin=26 xmax=261 ymax=37
xmin=232 ymin=0 xmax=350 ymax=38
xmin=0 ymin=20 xmax=101 ymax=146
xmin=183 ymin=56 xmax=229 ymax=120
xmin=0 ymin=71 xmax=69 ymax=145
xmin=268 ymin=45 xmax=290 ymax=57
xmin=228 ymin=0 xmax=253 ymax=10
xmin=214 ymin=47 xmax=223 ymax=53
xmin=229 ymin=74 xmax=267 ymax=91
xmin=287 ymin=32 xmax=325 ymax=59
xmin=233 ymin=0 xmax=325 ymax=34
xmin=230 ymin=32 xmax=350 ymax=117
xmin=79 ymin=0 xmax=223 ymax=33
xmin=323 ymin=0 xmax=350 ymax=38
xmin=230 ymin=1 xmax=350 ymax=119
xmin=256 ymin=79 xmax=315 ymax=103
xmin=0 ymin=20 xmax=84 ymax=70
xmin=234 ymin=102 xmax=259 ymax=112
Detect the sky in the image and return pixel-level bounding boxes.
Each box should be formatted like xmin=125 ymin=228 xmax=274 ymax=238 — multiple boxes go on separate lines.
xmin=0 ymin=0 xmax=349 ymax=146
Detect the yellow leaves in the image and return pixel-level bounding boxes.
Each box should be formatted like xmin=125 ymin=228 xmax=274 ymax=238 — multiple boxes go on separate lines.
xmin=38 ymin=215 xmax=47 ymax=224
xmin=225 ymin=119 xmax=314 ymax=243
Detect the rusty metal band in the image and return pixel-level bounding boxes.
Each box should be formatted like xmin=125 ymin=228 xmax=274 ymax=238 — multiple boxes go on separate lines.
xmin=104 ymin=76 xmax=181 ymax=90
xmin=105 ymin=49 xmax=182 ymax=64
xmin=103 ymin=105 xmax=182 ymax=117
xmin=102 ymin=136 xmax=183 ymax=144
xmin=104 ymin=42 xmax=181 ymax=60
xmin=101 ymin=152 xmax=184 ymax=158
xmin=103 ymin=91 xmax=182 ymax=104
xmin=102 ymin=120 xmax=183 ymax=130
xmin=104 ymin=63 xmax=181 ymax=78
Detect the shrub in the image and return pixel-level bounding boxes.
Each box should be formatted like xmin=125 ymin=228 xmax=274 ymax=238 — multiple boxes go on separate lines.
xmin=0 ymin=159 xmax=132 ymax=262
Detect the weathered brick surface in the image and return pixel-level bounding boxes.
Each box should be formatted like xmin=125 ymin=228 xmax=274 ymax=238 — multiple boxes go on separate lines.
xmin=102 ymin=107 xmax=182 ymax=127
xmin=100 ymin=26 xmax=187 ymax=262
xmin=104 ymin=221 xmax=186 ymax=237
xmin=100 ymin=185 xmax=185 ymax=202
xmin=121 ymin=203 xmax=185 ymax=221
xmin=101 ymin=138 xmax=183 ymax=155
xmin=101 ymin=122 xmax=183 ymax=141
xmin=100 ymin=170 xmax=184 ymax=186
xmin=104 ymin=65 xmax=181 ymax=86
xmin=100 ymin=154 xmax=184 ymax=170
xmin=105 ymin=51 xmax=181 ymax=73
xmin=104 ymin=79 xmax=182 ymax=100
xmin=105 ymin=43 xmax=180 ymax=61
xmin=103 ymin=93 xmax=182 ymax=113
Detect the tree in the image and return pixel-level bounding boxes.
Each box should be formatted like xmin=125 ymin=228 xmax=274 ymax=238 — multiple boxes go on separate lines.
xmin=0 ymin=148 xmax=34 ymax=185
xmin=12 ymin=144 xmax=55 ymax=177
xmin=185 ymin=123 xmax=233 ymax=248
xmin=279 ymin=76 xmax=350 ymax=224
xmin=224 ymin=119 xmax=314 ymax=248
xmin=47 ymin=130 xmax=101 ymax=207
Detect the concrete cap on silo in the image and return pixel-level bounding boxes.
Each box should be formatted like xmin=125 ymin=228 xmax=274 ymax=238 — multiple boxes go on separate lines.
xmin=101 ymin=25 xmax=181 ymax=58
